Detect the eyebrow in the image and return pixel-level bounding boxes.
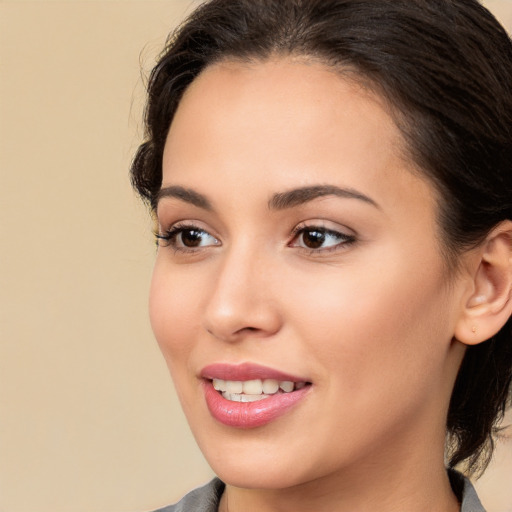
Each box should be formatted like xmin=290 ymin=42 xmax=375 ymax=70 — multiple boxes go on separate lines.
xmin=268 ymin=185 xmax=379 ymax=210
xmin=156 ymin=184 xmax=379 ymax=212
xmin=156 ymin=186 xmax=213 ymax=210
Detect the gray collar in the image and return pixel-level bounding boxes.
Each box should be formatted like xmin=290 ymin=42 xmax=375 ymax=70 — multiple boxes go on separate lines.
xmin=154 ymin=472 xmax=486 ymax=512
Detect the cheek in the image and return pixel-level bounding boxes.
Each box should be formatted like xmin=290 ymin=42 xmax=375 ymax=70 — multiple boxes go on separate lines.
xmin=286 ymin=251 xmax=452 ymax=394
xmin=149 ymin=259 xmax=202 ymax=364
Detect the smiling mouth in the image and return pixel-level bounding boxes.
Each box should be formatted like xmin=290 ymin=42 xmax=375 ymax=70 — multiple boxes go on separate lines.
xmin=201 ymin=365 xmax=313 ymax=427
xmin=211 ymin=378 xmax=309 ymax=402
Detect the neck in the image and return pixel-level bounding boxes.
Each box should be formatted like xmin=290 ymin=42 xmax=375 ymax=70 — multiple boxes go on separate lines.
xmin=220 ymin=463 xmax=459 ymax=512
xmin=218 ymin=425 xmax=460 ymax=512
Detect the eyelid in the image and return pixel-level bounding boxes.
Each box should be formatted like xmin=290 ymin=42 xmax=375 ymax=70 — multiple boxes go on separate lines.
xmin=155 ymin=221 xmax=220 ymax=251
xmin=289 ymin=221 xmax=357 ymax=253
xmin=155 ymin=218 xmax=215 ymax=237
xmin=291 ymin=219 xmax=356 ymax=237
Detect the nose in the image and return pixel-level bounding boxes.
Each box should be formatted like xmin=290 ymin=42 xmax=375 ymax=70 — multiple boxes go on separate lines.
xmin=203 ymin=244 xmax=282 ymax=343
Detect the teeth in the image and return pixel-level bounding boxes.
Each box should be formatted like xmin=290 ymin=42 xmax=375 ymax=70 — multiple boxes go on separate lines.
xmin=213 ymin=378 xmax=307 ymax=399
xmin=243 ymin=379 xmax=263 ymax=394
xmin=279 ymin=381 xmax=294 ymax=392
xmin=262 ymin=379 xmax=279 ymax=394
xmin=225 ymin=380 xmax=243 ymax=393
xmin=212 ymin=378 xmax=226 ymax=391
xmin=222 ymin=392 xmax=271 ymax=402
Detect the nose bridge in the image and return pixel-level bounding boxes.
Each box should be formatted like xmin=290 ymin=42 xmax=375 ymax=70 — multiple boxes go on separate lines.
xmin=203 ymin=237 xmax=280 ymax=341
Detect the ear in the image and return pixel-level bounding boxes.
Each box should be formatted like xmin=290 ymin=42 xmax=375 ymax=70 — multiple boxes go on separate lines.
xmin=454 ymin=221 xmax=512 ymax=345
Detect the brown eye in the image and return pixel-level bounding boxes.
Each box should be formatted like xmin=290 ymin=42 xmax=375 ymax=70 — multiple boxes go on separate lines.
xmin=301 ymin=230 xmax=326 ymax=249
xmin=180 ymin=229 xmax=205 ymax=247
xmin=291 ymin=226 xmax=356 ymax=252
xmin=156 ymin=225 xmax=220 ymax=250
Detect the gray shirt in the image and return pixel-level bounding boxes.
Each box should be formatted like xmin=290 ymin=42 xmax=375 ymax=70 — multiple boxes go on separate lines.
xmin=153 ymin=471 xmax=485 ymax=512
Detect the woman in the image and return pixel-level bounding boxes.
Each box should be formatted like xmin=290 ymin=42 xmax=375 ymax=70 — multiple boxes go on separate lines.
xmin=131 ymin=0 xmax=512 ymax=510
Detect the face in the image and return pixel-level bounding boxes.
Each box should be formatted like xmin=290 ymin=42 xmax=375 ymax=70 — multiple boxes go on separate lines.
xmin=150 ymin=59 xmax=466 ymax=489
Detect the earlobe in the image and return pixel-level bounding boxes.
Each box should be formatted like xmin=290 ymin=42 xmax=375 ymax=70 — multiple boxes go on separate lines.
xmin=454 ymin=221 xmax=512 ymax=346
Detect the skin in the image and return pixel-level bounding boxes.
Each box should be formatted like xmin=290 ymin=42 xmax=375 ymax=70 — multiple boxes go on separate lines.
xmin=150 ymin=59 xmax=470 ymax=511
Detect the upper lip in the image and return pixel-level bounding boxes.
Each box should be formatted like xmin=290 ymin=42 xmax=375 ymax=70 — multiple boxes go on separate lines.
xmin=200 ymin=362 xmax=309 ymax=382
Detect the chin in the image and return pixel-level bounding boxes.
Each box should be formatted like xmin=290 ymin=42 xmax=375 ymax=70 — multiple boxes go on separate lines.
xmin=214 ymin=462 xmax=309 ymax=490
xmin=194 ymin=430 xmax=329 ymax=490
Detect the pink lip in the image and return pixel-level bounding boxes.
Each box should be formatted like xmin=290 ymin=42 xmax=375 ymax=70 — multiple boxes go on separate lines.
xmin=200 ymin=362 xmax=307 ymax=382
xmin=200 ymin=363 xmax=311 ymax=429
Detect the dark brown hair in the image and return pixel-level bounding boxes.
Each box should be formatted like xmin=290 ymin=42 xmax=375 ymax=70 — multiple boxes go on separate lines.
xmin=131 ymin=0 xmax=512 ymax=473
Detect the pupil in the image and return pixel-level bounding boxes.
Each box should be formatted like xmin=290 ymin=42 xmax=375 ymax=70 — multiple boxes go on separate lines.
xmin=303 ymin=230 xmax=325 ymax=249
xmin=182 ymin=230 xmax=202 ymax=247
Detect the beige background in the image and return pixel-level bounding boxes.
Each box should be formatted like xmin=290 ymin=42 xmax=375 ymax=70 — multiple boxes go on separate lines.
xmin=0 ymin=1 xmax=511 ymax=511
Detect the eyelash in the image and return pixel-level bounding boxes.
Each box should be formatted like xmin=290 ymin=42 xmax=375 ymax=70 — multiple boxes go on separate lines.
xmin=155 ymin=223 xmax=357 ymax=254
xmin=289 ymin=224 xmax=356 ymax=254
xmin=155 ymin=223 xmax=219 ymax=253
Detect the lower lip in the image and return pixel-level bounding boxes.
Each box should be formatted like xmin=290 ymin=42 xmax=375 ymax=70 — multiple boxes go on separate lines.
xmin=202 ymin=380 xmax=311 ymax=428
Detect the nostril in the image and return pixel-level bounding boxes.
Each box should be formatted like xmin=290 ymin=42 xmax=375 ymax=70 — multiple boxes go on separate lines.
xmin=236 ymin=326 xmax=261 ymax=335
xmin=203 ymin=295 xmax=282 ymax=342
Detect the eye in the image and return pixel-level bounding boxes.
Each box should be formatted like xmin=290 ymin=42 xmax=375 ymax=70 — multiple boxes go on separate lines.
xmin=156 ymin=224 xmax=220 ymax=251
xmin=290 ymin=225 xmax=356 ymax=252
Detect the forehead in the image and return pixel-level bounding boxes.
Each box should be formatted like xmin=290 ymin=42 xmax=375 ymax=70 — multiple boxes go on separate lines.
xmin=162 ymin=58 xmax=431 ymax=203
xmin=170 ymin=58 xmax=399 ymax=144
xmin=168 ymin=60 xmax=400 ymax=164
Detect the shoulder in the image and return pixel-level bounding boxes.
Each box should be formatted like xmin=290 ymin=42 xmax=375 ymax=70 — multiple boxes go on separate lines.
xmin=151 ymin=473 xmax=485 ymax=512
xmin=449 ymin=469 xmax=486 ymax=512
xmin=151 ymin=478 xmax=225 ymax=512
xmin=461 ymin=479 xmax=486 ymax=512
